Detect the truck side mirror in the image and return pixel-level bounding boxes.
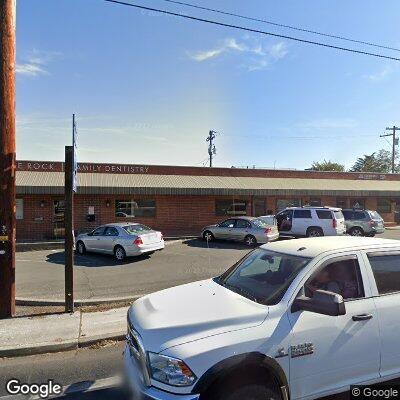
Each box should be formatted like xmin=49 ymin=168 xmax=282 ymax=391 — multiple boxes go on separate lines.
xmin=292 ymin=289 xmax=346 ymax=316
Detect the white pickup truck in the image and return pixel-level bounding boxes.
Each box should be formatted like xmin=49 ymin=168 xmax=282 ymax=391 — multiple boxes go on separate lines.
xmin=124 ymin=236 xmax=400 ymax=400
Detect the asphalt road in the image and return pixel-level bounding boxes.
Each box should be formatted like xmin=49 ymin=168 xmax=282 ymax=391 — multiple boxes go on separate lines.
xmin=16 ymin=231 xmax=400 ymax=301
xmin=16 ymin=239 xmax=251 ymax=301
xmin=0 ymin=342 xmax=126 ymax=398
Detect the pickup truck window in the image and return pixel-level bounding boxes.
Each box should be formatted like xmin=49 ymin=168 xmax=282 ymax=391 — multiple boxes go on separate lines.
xmin=367 ymin=253 xmax=400 ymax=295
xmin=305 ymin=257 xmax=364 ymax=300
xmin=216 ymin=248 xmax=311 ymax=305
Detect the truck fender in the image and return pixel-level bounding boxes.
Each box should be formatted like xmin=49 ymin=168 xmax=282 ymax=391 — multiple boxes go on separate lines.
xmin=192 ymin=351 xmax=289 ymax=399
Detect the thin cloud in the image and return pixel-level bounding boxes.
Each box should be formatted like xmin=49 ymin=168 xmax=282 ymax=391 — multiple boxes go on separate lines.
xmin=365 ymin=65 xmax=393 ymax=82
xmin=16 ymin=49 xmax=62 ymax=77
xmin=187 ymin=37 xmax=288 ymax=71
xmin=296 ymin=118 xmax=358 ymax=130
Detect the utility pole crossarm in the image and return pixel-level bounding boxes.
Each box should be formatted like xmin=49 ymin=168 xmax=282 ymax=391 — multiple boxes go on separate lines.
xmin=206 ymin=130 xmax=217 ymax=168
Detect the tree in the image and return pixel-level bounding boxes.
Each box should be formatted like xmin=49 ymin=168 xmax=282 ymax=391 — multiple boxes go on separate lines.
xmin=350 ymin=149 xmax=400 ymax=173
xmin=309 ymin=159 xmax=345 ymax=172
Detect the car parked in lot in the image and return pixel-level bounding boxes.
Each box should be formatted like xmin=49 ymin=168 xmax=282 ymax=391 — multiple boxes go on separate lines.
xmin=201 ymin=216 xmax=279 ymax=246
xmin=124 ymin=236 xmax=400 ymax=400
xmin=75 ymin=223 xmax=164 ymax=261
xmin=276 ymin=206 xmax=346 ymax=237
xmin=342 ymin=209 xmax=385 ymax=237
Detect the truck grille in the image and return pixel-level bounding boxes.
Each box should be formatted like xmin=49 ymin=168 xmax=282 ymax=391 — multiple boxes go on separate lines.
xmin=127 ymin=319 xmax=151 ymax=387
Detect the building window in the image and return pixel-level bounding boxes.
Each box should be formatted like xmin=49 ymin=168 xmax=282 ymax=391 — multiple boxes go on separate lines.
xmin=53 ymin=200 xmax=65 ymax=238
xmin=351 ymin=199 xmax=365 ymax=209
xmin=16 ymin=199 xmax=23 ymax=220
xmin=215 ymin=200 xmax=247 ymax=216
xmin=337 ymin=198 xmax=347 ymax=209
xmin=377 ymin=198 xmax=391 ymax=214
xmin=276 ymin=199 xmax=301 ymax=211
xmin=115 ymin=200 xmax=156 ymax=218
xmin=253 ymin=198 xmax=266 ymax=217
xmin=309 ymin=198 xmax=321 ymax=206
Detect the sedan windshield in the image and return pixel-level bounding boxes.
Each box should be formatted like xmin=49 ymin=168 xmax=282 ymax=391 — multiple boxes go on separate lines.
xmin=123 ymin=224 xmax=152 ymax=234
xmin=217 ymin=248 xmax=311 ymax=305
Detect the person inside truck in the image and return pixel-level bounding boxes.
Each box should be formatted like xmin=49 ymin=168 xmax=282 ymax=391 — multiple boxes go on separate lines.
xmin=329 ymin=261 xmax=359 ymax=299
xmin=306 ymin=268 xmax=340 ymax=296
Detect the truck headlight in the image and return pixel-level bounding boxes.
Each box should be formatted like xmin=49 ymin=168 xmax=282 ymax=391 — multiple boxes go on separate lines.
xmin=148 ymin=352 xmax=197 ymax=386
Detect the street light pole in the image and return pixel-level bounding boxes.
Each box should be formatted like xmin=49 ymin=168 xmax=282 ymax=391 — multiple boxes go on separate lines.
xmin=0 ymin=0 xmax=16 ymax=319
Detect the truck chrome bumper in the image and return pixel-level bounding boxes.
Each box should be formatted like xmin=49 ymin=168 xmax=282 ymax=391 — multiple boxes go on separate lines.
xmin=123 ymin=346 xmax=200 ymax=400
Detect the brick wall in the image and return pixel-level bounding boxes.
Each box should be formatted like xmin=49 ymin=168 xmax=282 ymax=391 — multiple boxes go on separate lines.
xmin=16 ymin=194 xmax=397 ymax=241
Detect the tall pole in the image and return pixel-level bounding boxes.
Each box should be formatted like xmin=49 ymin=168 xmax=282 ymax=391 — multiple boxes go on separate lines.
xmin=381 ymin=126 xmax=400 ymax=173
xmin=64 ymin=145 xmax=74 ymax=313
xmin=0 ymin=0 xmax=16 ymax=319
xmin=206 ymin=130 xmax=216 ymax=168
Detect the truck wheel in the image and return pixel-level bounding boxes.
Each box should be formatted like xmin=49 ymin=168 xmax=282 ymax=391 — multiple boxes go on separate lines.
xmin=215 ymin=383 xmax=280 ymax=400
xmin=203 ymin=231 xmax=215 ymax=242
xmin=245 ymin=235 xmax=257 ymax=247
xmin=349 ymin=227 xmax=364 ymax=236
xmin=306 ymin=227 xmax=323 ymax=237
xmin=76 ymin=241 xmax=86 ymax=255
xmin=114 ymin=245 xmax=126 ymax=261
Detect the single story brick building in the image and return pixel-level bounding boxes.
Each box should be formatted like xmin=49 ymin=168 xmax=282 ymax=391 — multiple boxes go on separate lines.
xmin=15 ymin=160 xmax=400 ymax=241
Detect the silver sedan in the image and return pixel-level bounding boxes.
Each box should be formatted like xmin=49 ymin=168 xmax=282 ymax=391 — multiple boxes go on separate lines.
xmin=201 ymin=216 xmax=279 ymax=246
xmin=75 ymin=223 xmax=164 ymax=261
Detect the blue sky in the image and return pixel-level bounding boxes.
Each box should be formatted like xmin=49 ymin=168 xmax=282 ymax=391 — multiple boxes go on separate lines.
xmin=16 ymin=0 xmax=400 ymax=169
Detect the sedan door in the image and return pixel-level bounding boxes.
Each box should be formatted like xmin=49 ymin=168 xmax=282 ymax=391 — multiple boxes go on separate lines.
xmin=288 ymin=253 xmax=380 ymax=399
xmin=102 ymin=226 xmax=120 ymax=254
xmin=214 ymin=219 xmax=237 ymax=239
xmin=84 ymin=226 xmax=106 ymax=251
xmin=231 ymin=219 xmax=252 ymax=241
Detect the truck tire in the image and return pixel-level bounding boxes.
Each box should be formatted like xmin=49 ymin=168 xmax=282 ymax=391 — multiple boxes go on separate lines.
xmin=214 ymin=383 xmax=280 ymax=400
xmin=306 ymin=227 xmax=323 ymax=237
xmin=349 ymin=227 xmax=364 ymax=236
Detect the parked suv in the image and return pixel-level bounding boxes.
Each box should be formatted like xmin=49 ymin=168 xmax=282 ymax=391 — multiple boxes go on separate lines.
xmin=276 ymin=206 xmax=346 ymax=237
xmin=124 ymin=237 xmax=400 ymax=400
xmin=342 ymin=209 xmax=385 ymax=237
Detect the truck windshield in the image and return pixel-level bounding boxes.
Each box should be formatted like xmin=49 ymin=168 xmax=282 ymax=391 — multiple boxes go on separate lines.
xmin=216 ymin=248 xmax=311 ymax=305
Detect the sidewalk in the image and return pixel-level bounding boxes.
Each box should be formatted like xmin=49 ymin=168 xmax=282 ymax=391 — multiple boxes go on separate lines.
xmin=0 ymin=306 xmax=129 ymax=357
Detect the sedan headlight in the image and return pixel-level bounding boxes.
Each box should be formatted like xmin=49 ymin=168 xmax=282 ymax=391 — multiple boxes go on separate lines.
xmin=148 ymin=352 xmax=197 ymax=386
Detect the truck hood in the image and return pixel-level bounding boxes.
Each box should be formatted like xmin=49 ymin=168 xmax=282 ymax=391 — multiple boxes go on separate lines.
xmin=128 ymin=279 xmax=269 ymax=352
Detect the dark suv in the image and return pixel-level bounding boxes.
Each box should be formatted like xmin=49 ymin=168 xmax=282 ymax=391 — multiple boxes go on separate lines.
xmin=342 ymin=209 xmax=385 ymax=236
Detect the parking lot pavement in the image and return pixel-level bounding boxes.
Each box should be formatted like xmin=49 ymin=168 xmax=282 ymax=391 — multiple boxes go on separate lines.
xmin=16 ymin=239 xmax=251 ymax=301
xmin=16 ymin=230 xmax=400 ymax=302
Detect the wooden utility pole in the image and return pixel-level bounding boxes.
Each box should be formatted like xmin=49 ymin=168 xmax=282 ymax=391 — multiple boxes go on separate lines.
xmin=0 ymin=0 xmax=16 ymax=319
xmin=381 ymin=126 xmax=400 ymax=173
xmin=64 ymin=145 xmax=74 ymax=313
xmin=206 ymin=130 xmax=216 ymax=168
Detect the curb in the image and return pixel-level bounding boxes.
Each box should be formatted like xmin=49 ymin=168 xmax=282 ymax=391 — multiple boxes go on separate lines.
xmin=16 ymin=295 xmax=143 ymax=307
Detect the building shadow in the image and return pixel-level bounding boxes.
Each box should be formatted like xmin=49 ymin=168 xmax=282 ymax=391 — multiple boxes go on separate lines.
xmin=45 ymin=251 xmax=150 ymax=267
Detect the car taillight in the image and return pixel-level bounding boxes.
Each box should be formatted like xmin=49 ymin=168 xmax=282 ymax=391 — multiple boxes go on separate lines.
xmin=134 ymin=237 xmax=143 ymax=245
xmin=264 ymin=227 xmax=272 ymax=235
xmin=332 ymin=219 xmax=337 ymax=229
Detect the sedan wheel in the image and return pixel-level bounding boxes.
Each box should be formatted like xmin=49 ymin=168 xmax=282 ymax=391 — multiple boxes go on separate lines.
xmin=77 ymin=241 xmax=86 ymax=255
xmin=350 ymin=227 xmax=364 ymax=236
xmin=203 ymin=231 xmax=214 ymax=242
xmin=114 ymin=246 xmax=126 ymax=261
xmin=245 ymin=235 xmax=257 ymax=247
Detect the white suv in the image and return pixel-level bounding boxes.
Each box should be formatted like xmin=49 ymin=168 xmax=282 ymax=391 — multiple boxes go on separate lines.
xmin=124 ymin=236 xmax=400 ymax=400
xmin=276 ymin=206 xmax=346 ymax=237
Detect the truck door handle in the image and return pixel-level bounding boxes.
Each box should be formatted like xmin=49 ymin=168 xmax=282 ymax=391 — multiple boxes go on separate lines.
xmin=352 ymin=314 xmax=373 ymax=321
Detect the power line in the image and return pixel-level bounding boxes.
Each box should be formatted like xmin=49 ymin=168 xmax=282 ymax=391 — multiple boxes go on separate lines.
xmin=103 ymin=0 xmax=400 ymax=62
xmin=151 ymin=0 xmax=400 ymax=53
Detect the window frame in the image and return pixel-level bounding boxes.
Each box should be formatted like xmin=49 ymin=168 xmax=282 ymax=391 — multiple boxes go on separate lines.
xmin=298 ymin=254 xmax=367 ymax=303
xmin=377 ymin=198 xmax=391 ymax=214
xmin=92 ymin=226 xmax=106 ymax=236
xmin=316 ymin=210 xmax=333 ymax=220
xmin=215 ymin=199 xmax=248 ymax=216
xmin=115 ymin=199 xmax=156 ymax=218
xmin=236 ymin=219 xmax=252 ymax=229
xmin=293 ymin=209 xmax=312 ymax=219
xmin=104 ymin=226 xmax=119 ymax=237
xmin=366 ymin=250 xmax=400 ymax=297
